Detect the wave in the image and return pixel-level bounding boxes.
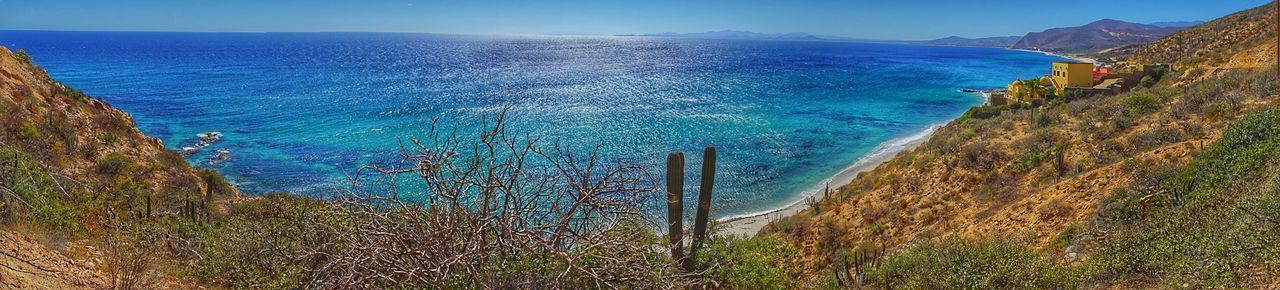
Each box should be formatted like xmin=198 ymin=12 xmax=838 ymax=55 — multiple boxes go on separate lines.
xmin=717 ymin=122 xmax=946 ymax=222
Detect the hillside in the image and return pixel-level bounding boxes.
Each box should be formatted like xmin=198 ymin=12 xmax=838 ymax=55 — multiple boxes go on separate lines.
xmin=0 ymin=46 xmax=242 ymax=288
xmin=763 ymin=4 xmax=1280 ymax=288
xmin=1131 ymin=2 xmax=1277 ymax=68
xmin=918 ymin=36 xmax=1022 ymax=48
xmin=1010 ymin=19 xmax=1184 ymax=54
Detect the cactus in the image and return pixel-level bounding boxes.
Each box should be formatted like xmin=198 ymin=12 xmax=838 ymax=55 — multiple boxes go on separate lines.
xmin=1055 ymin=145 xmax=1067 ymax=176
xmin=665 ymin=146 xmax=719 ymax=271
xmin=687 ymin=146 xmax=716 ymax=270
xmin=665 ymin=152 xmax=685 ymax=267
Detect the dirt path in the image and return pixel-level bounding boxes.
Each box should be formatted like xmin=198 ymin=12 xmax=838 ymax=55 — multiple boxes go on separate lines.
xmin=0 ymin=231 xmax=107 ymax=289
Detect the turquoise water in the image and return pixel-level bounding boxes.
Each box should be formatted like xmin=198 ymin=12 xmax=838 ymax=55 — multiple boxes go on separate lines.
xmin=0 ymin=31 xmax=1066 ymax=218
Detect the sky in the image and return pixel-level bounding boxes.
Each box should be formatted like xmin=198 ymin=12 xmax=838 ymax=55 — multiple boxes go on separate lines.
xmin=0 ymin=0 xmax=1272 ymax=40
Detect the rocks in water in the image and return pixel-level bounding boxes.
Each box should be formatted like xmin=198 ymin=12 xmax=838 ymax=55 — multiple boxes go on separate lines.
xmin=178 ymin=132 xmax=223 ymax=157
xmin=206 ymin=149 xmax=231 ymax=166
xmin=211 ymin=149 xmax=231 ymax=160
xmin=197 ymin=132 xmax=222 ymax=145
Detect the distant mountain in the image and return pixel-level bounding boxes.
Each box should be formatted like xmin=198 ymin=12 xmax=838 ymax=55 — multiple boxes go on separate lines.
xmin=624 ymin=30 xmax=862 ymax=41
xmin=1147 ymin=21 xmax=1206 ymax=28
xmin=917 ymin=36 xmax=1023 ymax=48
xmin=1009 ymin=19 xmax=1185 ymax=54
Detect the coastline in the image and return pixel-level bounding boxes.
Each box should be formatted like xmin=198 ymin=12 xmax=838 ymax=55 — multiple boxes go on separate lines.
xmin=716 ymin=123 xmax=943 ymax=238
xmin=1008 ymin=48 xmax=1098 ymax=63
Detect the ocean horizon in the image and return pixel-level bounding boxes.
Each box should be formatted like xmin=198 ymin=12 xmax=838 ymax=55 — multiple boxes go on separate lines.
xmin=0 ymin=31 xmax=1068 ymax=219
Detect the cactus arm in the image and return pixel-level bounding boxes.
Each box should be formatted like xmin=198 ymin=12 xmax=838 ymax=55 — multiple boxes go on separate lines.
xmin=666 ymin=152 xmax=686 ymax=267
xmin=687 ymin=146 xmax=716 ymax=270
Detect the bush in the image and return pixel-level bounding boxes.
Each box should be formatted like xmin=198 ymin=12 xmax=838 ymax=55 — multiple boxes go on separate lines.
xmin=0 ymin=149 xmax=80 ymax=232
xmin=199 ymin=169 xmax=233 ymax=196
xmin=866 ymin=237 xmax=1085 ymax=289
xmin=1122 ymin=93 xmax=1159 ymax=117
xmin=962 ymin=105 xmax=1003 ymax=120
xmin=97 ymin=153 xmax=134 ymax=175
xmin=14 ymin=49 xmax=33 ymax=65
xmin=700 ymin=236 xmax=799 ymax=289
xmin=1091 ymin=109 xmax=1280 ymax=287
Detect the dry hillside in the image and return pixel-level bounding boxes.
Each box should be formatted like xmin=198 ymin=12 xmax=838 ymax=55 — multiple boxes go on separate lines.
xmin=1132 ymin=2 xmax=1277 ymax=68
xmin=763 ymin=3 xmax=1280 ymax=288
xmin=0 ymin=45 xmax=237 ymax=288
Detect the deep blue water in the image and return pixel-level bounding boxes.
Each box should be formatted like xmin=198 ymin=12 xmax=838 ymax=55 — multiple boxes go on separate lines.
xmin=0 ymin=31 xmax=1065 ymax=219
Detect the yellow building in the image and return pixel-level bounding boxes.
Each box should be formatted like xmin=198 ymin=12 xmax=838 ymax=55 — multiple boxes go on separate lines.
xmin=1050 ymin=61 xmax=1094 ymax=94
xmin=1006 ymin=78 xmax=1046 ymax=104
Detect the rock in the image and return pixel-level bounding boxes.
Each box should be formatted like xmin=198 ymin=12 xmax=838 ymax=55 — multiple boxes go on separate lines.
xmin=211 ymin=149 xmax=231 ymax=161
xmin=197 ymin=132 xmax=222 ymax=144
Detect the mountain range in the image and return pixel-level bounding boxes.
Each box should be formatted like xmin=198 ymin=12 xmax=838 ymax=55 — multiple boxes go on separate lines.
xmin=620 ymin=30 xmax=861 ymax=41
xmin=636 ymin=18 xmax=1204 ymax=57
xmin=1007 ymin=19 xmax=1186 ymax=54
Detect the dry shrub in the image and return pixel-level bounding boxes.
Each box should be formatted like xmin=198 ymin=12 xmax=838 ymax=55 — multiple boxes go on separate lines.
xmin=1037 ymin=199 xmax=1072 ymax=221
xmin=102 ymin=220 xmax=162 ymax=290
xmin=960 ymin=140 xmax=1001 ymax=171
xmin=194 ymin=111 xmax=681 ymax=288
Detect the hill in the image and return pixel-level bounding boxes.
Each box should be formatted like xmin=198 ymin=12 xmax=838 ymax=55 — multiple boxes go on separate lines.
xmin=1148 ymin=20 xmax=1206 ymax=28
xmin=627 ymin=30 xmax=867 ymax=42
xmin=0 ymin=46 xmax=239 ymax=288
xmin=1010 ymin=19 xmax=1184 ymax=54
xmin=918 ymin=36 xmax=1023 ymax=48
xmin=1131 ymin=2 xmax=1277 ymax=68
xmin=763 ymin=3 xmax=1280 ymax=288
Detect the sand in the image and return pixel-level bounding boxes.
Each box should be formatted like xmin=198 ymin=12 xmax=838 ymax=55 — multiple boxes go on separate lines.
xmin=715 ymin=124 xmax=941 ymax=238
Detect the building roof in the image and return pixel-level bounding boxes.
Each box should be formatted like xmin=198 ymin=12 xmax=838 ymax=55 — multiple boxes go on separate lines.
xmin=1053 ymin=61 xmax=1094 ymax=65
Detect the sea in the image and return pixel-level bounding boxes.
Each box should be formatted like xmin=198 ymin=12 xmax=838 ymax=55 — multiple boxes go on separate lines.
xmin=0 ymin=31 xmax=1067 ymax=219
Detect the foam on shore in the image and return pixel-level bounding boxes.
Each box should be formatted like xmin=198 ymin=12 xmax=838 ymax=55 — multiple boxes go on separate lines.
xmin=717 ymin=122 xmax=944 ymax=224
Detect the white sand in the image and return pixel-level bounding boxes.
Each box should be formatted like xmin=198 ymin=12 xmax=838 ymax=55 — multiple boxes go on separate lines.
xmin=715 ymin=124 xmax=943 ymax=238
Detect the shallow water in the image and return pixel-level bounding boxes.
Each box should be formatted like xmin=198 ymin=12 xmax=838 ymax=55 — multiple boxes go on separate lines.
xmin=0 ymin=31 xmax=1066 ymax=218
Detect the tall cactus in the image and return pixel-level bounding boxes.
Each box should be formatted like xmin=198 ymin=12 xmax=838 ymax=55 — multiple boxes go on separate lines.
xmin=687 ymin=146 xmax=716 ymax=270
xmin=665 ymin=152 xmax=685 ymax=267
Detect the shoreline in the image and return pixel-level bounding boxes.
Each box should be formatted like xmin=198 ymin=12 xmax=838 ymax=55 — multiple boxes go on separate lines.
xmin=1008 ymin=48 xmax=1098 ymax=63
xmin=716 ymin=122 xmax=944 ymax=238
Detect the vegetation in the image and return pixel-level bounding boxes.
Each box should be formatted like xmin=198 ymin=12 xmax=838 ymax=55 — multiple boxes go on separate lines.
xmin=1091 ymin=109 xmax=1280 ymax=287
xmin=699 ymin=235 xmax=799 ymax=289
xmin=865 ymin=237 xmax=1085 ymax=289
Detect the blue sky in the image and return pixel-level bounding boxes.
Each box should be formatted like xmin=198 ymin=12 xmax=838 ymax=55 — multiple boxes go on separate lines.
xmin=0 ymin=0 xmax=1270 ymax=40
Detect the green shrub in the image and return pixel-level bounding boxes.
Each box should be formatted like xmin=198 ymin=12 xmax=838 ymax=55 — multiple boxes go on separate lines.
xmin=97 ymin=153 xmax=134 ymax=175
xmin=1091 ymin=109 xmax=1280 ymax=287
xmin=700 ymin=236 xmax=799 ymax=289
xmin=17 ymin=121 xmax=40 ymax=141
xmin=14 ymin=49 xmax=33 ymax=65
xmin=962 ymin=105 xmax=1003 ymax=121
xmin=0 ymin=149 xmax=80 ymax=233
xmin=866 ymin=237 xmax=1085 ymax=289
xmin=1122 ymin=93 xmax=1159 ymax=117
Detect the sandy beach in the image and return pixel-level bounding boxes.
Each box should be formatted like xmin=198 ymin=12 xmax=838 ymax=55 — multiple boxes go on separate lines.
xmin=716 ymin=123 xmax=942 ymax=238
xmin=1009 ymin=48 xmax=1099 ymax=63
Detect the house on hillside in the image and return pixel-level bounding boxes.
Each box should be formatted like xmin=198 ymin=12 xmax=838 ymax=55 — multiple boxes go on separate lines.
xmin=1006 ymin=78 xmax=1049 ymax=104
xmin=1049 ymin=61 xmax=1094 ymax=95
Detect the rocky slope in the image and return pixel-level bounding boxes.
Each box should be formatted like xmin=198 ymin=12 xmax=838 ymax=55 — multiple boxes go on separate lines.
xmin=1131 ymin=2 xmax=1277 ymax=68
xmin=0 ymin=45 xmax=236 ymax=288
